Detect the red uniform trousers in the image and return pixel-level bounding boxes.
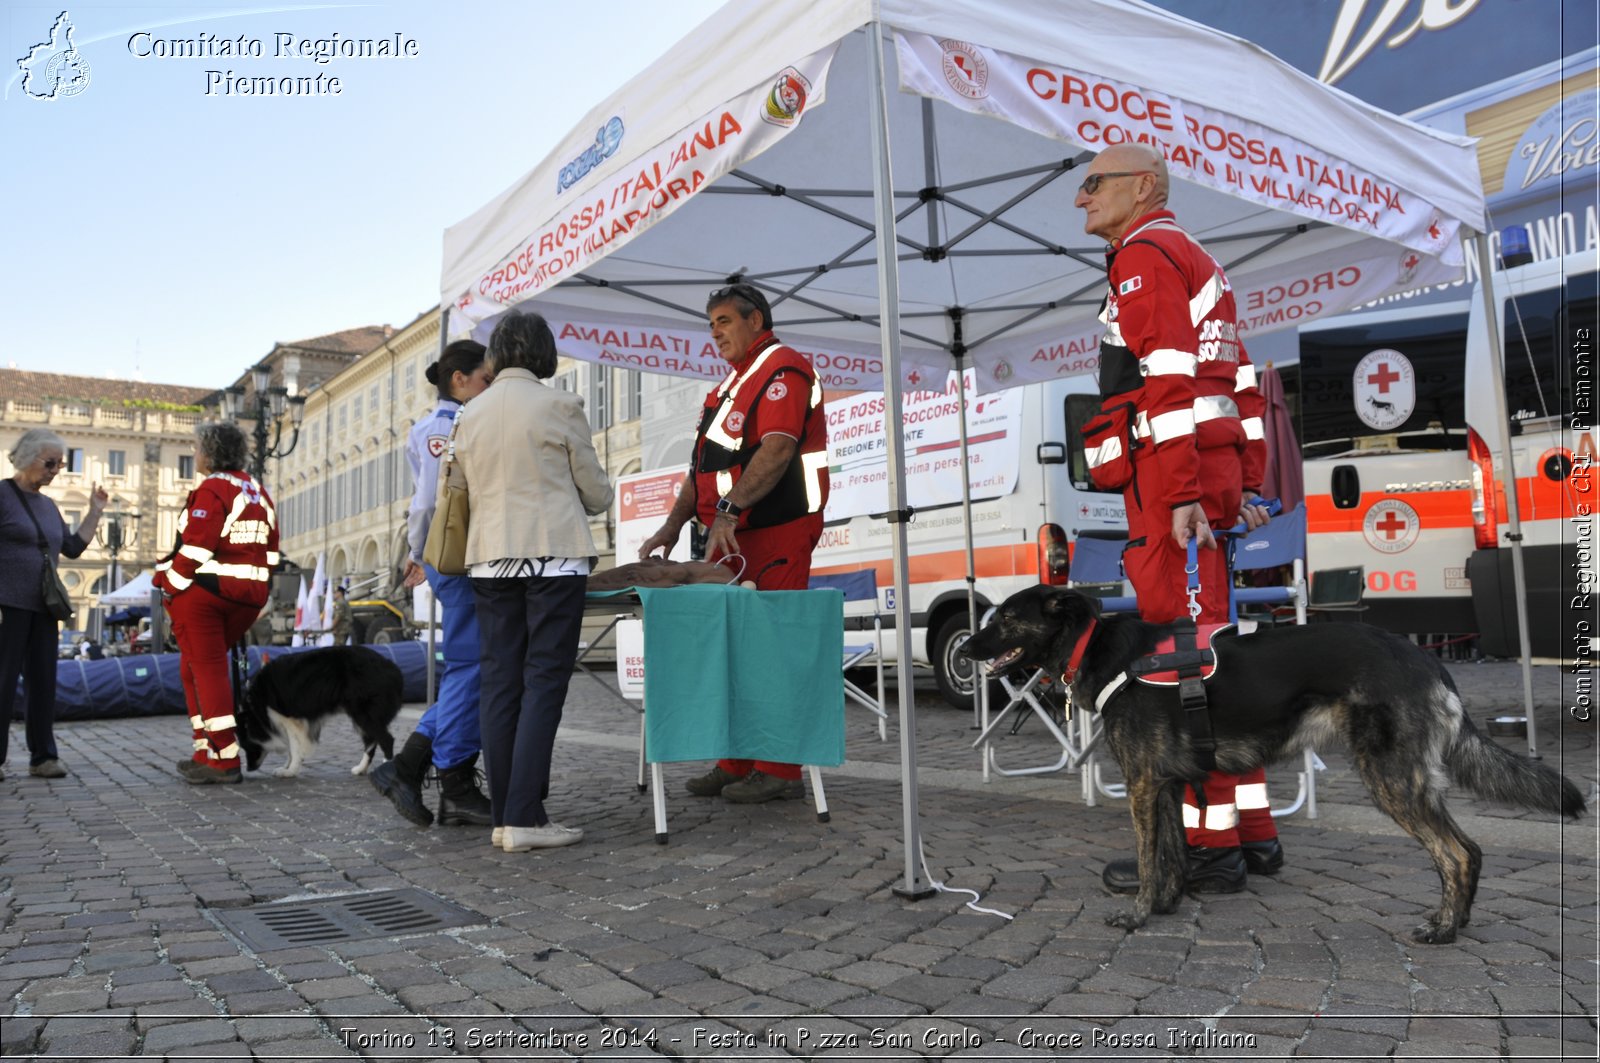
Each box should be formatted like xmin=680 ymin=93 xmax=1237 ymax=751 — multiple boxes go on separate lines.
xmin=168 ymin=588 xmax=260 ymax=769
xmin=709 ymin=514 xmax=823 ymax=781
xmin=1123 ymin=448 xmax=1277 ymax=849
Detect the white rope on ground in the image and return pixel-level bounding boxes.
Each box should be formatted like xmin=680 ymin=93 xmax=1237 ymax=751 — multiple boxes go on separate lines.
xmin=917 ymin=840 xmax=1014 ymax=920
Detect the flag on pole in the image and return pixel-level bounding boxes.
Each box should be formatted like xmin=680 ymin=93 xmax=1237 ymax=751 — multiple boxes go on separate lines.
xmin=304 ymin=553 xmax=327 ymax=644
xmin=319 ymin=579 xmax=336 ymax=647
xmin=291 ymin=576 xmax=308 ymax=646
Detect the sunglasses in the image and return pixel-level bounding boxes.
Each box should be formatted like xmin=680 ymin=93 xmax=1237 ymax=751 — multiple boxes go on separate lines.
xmin=1078 ymin=170 xmax=1152 ymax=195
xmin=39 ymin=458 xmax=63 ymax=470
xmin=708 ymin=282 xmax=763 ymax=306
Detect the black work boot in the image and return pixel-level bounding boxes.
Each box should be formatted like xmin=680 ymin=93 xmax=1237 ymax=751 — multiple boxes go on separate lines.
xmin=1101 ymin=846 xmax=1247 ymax=895
xmin=437 ymin=754 xmax=494 ymax=827
xmin=369 ymin=732 xmax=434 ymax=826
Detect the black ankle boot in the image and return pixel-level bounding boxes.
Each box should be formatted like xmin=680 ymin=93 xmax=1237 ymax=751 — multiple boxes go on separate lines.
xmin=370 ymin=732 xmax=433 ymax=826
xmin=437 ymin=754 xmax=494 ymax=827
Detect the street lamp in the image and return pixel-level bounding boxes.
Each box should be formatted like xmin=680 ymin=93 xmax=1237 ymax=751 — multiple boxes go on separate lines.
xmin=96 ymin=504 xmax=140 ymax=599
xmin=221 ymin=363 xmax=307 ymax=484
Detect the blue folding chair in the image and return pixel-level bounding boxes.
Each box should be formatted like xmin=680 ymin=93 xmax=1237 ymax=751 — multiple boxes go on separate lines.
xmin=807 ymin=570 xmax=888 ymax=741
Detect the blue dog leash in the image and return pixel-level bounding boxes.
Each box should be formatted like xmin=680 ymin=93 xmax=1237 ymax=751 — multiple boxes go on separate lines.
xmin=1187 ymin=497 xmax=1282 ymax=620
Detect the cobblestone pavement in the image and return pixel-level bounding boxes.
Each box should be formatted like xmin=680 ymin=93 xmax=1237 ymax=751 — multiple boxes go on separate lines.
xmin=1 ymin=659 xmax=1595 ymax=1061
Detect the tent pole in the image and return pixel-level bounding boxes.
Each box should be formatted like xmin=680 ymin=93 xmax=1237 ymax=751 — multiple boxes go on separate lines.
xmin=424 ymin=306 xmax=449 ymax=708
xmin=868 ymin=18 xmax=933 ymax=900
xmin=951 ymin=349 xmax=981 ymax=735
xmin=1469 ymin=232 xmax=1538 ymax=756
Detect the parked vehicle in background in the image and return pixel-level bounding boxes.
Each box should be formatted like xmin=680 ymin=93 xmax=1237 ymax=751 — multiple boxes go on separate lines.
xmin=1298 ymin=249 xmax=1596 ymax=658
xmin=57 ymin=629 xmax=87 ymax=659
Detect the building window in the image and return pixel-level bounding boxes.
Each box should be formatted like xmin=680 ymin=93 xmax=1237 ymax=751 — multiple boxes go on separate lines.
xmin=66 ymin=447 xmax=84 ymax=473
xmin=108 ymin=449 xmax=126 ymax=476
xmin=556 ymin=369 xmax=576 ymax=393
xmin=352 ymin=395 xmax=364 ymax=422
xmin=178 ymin=454 xmax=195 ymax=480
xmin=622 ymin=370 xmax=642 ymax=422
xmin=369 ymin=384 xmax=380 ymax=416
xmin=338 ymin=404 xmax=348 ymax=431
xmin=403 ymin=361 xmax=416 ymax=394
xmin=589 ymin=366 xmax=611 ymax=431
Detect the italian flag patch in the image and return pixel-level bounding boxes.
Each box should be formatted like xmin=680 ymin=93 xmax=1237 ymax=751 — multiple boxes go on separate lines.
xmin=1119 ymin=275 xmax=1142 ymax=296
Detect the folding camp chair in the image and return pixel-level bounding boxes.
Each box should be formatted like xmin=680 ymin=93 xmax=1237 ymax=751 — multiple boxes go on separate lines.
xmin=807 ymin=570 xmax=889 ymax=740
xmin=974 ymin=532 xmax=1135 ymax=782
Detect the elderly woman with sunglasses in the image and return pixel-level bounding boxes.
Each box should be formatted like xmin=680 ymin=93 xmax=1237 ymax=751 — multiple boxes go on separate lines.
xmin=1 ymin=428 xmax=108 ymax=779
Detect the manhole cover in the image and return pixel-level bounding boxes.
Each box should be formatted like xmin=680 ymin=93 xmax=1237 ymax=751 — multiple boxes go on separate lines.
xmin=213 ymin=888 xmax=482 ymax=951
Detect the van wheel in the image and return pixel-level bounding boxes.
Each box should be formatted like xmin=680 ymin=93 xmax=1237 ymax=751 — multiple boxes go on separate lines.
xmin=369 ymin=627 xmax=397 ymax=645
xmin=932 ymin=613 xmax=994 ymax=711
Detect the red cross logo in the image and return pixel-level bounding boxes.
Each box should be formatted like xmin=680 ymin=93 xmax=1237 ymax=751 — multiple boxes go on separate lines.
xmin=1366 ymin=361 xmax=1401 ymax=393
xmin=1428 ymin=221 xmax=1440 ymax=240
xmin=1374 ymin=510 xmax=1408 ymax=540
xmin=1401 ymin=252 xmax=1419 ymax=271
xmin=907 ymin=370 xmax=922 ymax=387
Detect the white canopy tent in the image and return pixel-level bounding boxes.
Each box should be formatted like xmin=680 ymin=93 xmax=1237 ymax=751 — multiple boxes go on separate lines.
xmin=442 ymin=0 xmax=1488 ymax=895
xmin=98 ymin=570 xmax=155 ymax=608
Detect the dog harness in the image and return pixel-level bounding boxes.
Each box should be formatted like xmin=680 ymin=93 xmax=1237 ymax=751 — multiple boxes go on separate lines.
xmin=1092 ymin=621 xmax=1234 ymax=772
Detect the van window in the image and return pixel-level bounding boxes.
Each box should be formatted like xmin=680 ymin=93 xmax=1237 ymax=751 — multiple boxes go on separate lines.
xmin=1501 ymin=272 xmax=1598 ymax=425
xmin=1064 ymin=393 xmax=1121 ymax=493
xmin=1297 ymin=311 xmax=1469 ymax=456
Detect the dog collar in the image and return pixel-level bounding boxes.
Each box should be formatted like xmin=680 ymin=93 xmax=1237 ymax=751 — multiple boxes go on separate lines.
xmin=1059 ymin=618 xmax=1099 ymax=685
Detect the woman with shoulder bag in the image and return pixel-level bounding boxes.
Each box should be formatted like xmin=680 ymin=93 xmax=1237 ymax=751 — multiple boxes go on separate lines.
xmin=1 ymin=428 xmax=107 ymax=779
xmin=457 ymin=311 xmax=612 ymax=852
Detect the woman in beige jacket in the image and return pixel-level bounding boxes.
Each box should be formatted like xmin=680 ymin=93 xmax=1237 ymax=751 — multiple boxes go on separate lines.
xmin=455 ymin=310 xmax=613 ymax=852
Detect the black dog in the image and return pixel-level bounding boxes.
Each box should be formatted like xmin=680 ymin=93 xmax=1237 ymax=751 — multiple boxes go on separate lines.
xmin=240 ymin=646 xmax=402 ymax=778
xmin=961 ymin=586 xmax=1585 ymax=944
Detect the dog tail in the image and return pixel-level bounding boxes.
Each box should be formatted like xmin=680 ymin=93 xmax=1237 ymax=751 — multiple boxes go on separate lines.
xmin=1448 ymin=714 xmax=1586 ymax=820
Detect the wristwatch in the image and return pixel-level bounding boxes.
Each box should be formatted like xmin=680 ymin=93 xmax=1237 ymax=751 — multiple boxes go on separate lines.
xmin=714 ymin=497 xmax=743 ymax=520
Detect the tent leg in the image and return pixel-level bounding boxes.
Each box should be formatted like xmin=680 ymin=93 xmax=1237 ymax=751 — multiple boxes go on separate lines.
xmin=867 ymin=18 xmax=933 ymax=901
xmin=1469 ymin=232 xmax=1538 ymax=757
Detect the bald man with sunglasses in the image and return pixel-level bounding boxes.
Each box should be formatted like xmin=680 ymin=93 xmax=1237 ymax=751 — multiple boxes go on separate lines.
xmin=1075 ymin=144 xmax=1282 ymax=896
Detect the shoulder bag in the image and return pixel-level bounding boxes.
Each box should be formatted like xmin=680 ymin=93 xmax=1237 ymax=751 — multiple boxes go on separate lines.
xmin=422 ymin=406 xmax=471 ymax=576
xmin=6 ymin=480 xmax=76 ymax=623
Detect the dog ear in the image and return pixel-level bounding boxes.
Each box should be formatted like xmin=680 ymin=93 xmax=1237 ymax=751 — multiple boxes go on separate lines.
xmin=1042 ymin=588 xmax=1099 ymax=624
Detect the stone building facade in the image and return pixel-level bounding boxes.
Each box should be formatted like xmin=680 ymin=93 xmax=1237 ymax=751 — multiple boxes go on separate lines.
xmin=0 ymin=370 xmax=220 ymax=632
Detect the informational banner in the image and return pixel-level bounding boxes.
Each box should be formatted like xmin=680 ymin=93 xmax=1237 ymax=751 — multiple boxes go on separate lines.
xmin=534 ymin=312 xmax=908 ymax=391
xmin=893 ymin=30 xmax=1461 ymax=263
xmin=970 ymin=237 xmax=1460 ymax=393
xmin=824 ymin=370 xmax=1023 ymax=521
xmin=451 ymin=46 xmax=838 ymax=328
xmin=615 ymin=465 xmax=689 ymax=564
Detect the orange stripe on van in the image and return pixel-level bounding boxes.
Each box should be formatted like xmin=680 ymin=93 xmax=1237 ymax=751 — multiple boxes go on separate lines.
xmin=811 ymin=543 xmax=1038 ymax=585
xmin=1305 ymin=491 xmax=1475 ymax=532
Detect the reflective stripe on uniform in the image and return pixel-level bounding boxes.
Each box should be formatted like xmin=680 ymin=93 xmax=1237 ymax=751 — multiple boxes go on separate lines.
xmin=195 ymin=562 xmax=271 ymax=584
xmin=1182 ymin=800 xmax=1239 ymax=831
xmin=1235 ymin=363 xmax=1257 ymax=391
xmin=202 ymin=714 xmax=237 ymax=733
xmin=801 ymin=450 xmax=828 ymax=513
xmin=1134 ymin=407 xmax=1196 ymax=444
xmin=1234 ymin=781 xmax=1271 ymax=810
xmin=164 ymin=570 xmax=194 ymax=591
xmin=211 ymin=742 xmax=240 ymax=760
xmin=1241 ymin=416 xmax=1265 ymax=441
xmin=1193 ymin=395 xmax=1240 ymax=424
xmin=1189 ymin=271 xmax=1226 ymax=326
xmin=1140 ymin=349 xmax=1196 ymax=378
xmin=1086 ymin=436 xmax=1124 ymax=470
xmin=703 ymin=342 xmax=785 ymax=450
xmin=179 ymin=544 xmax=214 ymax=563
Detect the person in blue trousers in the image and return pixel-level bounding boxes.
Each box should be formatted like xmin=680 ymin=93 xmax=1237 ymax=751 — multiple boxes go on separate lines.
xmin=369 ymin=339 xmax=495 ymax=826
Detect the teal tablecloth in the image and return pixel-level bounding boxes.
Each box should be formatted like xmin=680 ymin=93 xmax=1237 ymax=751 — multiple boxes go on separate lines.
xmin=637 ymin=585 xmax=845 ymax=766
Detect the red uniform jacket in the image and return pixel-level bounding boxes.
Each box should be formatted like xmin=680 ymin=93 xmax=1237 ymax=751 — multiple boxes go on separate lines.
xmin=692 ymin=332 xmax=829 ymax=530
xmin=154 ymin=470 xmax=279 ymax=607
xmin=1096 ymin=210 xmax=1266 ymax=510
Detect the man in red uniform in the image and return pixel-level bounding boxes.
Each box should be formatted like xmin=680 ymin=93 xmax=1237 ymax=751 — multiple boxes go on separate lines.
xmin=155 ymin=422 xmax=279 ymax=784
xmin=1076 ymin=144 xmax=1283 ymax=893
xmin=639 ymin=283 xmax=830 ymax=804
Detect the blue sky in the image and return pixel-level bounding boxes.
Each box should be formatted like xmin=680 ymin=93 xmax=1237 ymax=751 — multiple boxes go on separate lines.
xmin=1 ymin=0 xmax=726 ymax=385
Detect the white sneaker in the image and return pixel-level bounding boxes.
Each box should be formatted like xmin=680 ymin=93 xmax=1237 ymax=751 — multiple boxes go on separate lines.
xmin=491 ymin=827 xmax=503 ymax=848
xmin=501 ymin=823 xmax=584 ymax=851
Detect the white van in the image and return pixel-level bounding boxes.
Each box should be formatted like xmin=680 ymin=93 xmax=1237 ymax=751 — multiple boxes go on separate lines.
xmin=1298 ymin=250 xmax=1596 ymax=657
xmin=811 ymin=375 xmax=1125 ymax=708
